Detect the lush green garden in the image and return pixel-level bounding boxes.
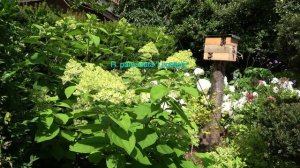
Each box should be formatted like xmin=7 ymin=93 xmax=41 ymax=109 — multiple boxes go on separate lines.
xmin=0 ymin=0 xmax=300 ymax=167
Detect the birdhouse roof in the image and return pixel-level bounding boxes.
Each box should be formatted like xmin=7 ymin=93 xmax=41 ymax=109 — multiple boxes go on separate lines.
xmin=205 ymin=34 xmax=240 ymax=41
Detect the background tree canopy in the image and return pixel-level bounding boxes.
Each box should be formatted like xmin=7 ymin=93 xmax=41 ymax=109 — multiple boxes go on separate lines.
xmin=116 ymin=0 xmax=300 ymax=72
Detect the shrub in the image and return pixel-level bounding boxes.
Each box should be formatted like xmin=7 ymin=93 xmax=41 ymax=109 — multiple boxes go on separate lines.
xmin=259 ymin=102 xmax=300 ymax=166
xmin=194 ymin=145 xmax=247 ymax=168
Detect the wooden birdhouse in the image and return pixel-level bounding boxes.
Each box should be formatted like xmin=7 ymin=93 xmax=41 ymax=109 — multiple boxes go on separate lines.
xmin=203 ymin=34 xmax=240 ymax=62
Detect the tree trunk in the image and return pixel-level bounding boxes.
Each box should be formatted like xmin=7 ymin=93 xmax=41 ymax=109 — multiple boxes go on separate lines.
xmin=199 ymin=61 xmax=225 ymax=151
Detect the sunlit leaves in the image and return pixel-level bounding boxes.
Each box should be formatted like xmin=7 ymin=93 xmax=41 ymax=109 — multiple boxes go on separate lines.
xmin=69 ymin=136 xmax=107 ymax=153
xmin=107 ymin=126 xmax=136 ymax=155
xmin=35 ymin=124 xmax=60 ymax=143
xmin=150 ymin=84 xmax=169 ymax=101
xmin=65 ymin=86 xmax=76 ymax=98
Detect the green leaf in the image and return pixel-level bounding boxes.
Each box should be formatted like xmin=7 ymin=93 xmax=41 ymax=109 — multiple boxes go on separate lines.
xmin=55 ymin=113 xmax=69 ymax=125
xmin=23 ymin=36 xmax=42 ymax=44
xmin=1 ymin=71 xmax=16 ymax=81
xmin=46 ymin=96 xmax=59 ymax=102
xmin=173 ymin=147 xmax=186 ymax=157
xmin=180 ymin=161 xmax=197 ymax=168
xmin=107 ymin=126 xmax=136 ymax=155
xmin=168 ymin=99 xmax=190 ymax=124
xmin=76 ymin=124 xmax=103 ymax=134
xmin=56 ymin=102 xmax=72 ymax=109
xmin=30 ymin=53 xmax=45 ymax=64
xmin=156 ymin=144 xmax=173 ymax=154
xmin=71 ymin=42 xmax=87 ymax=50
xmin=124 ymin=46 xmax=135 ymax=54
xmin=65 ymin=86 xmax=76 ymax=99
xmin=130 ymin=147 xmax=151 ymax=165
xmin=155 ymin=70 xmax=172 ymax=76
xmin=134 ymin=103 xmax=152 ymax=120
xmin=136 ymin=128 xmax=158 ymax=149
xmin=109 ymin=113 xmax=131 ymax=133
xmin=99 ymin=47 xmax=113 ymax=54
xmin=69 ymin=136 xmax=107 ymax=153
xmin=194 ymin=153 xmax=215 ymax=167
xmin=150 ymin=84 xmax=169 ymax=101
xmin=88 ymin=151 xmax=103 ymax=164
xmin=41 ymin=115 xmax=54 ymax=129
xmin=106 ymin=154 xmax=124 ymax=168
xmin=35 ymin=124 xmax=60 ymax=143
xmin=88 ymin=33 xmax=100 ymax=47
xmin=60 ymin=130 xmax=76 ymax=141
xmin=99 ymin=27 xmax=109 ymax=35
xmin=67 ymin=29 xmax=82 ymax=36
xmin=180 ymin=86 xmax=199 ymax=98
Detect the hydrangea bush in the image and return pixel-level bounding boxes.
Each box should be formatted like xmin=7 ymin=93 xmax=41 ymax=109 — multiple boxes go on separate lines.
xmin=29 ymin=38 xmax=216 ymax=167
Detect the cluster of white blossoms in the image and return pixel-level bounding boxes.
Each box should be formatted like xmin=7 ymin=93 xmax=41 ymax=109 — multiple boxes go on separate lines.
xmin=193 ymin=67 xmax=211 ymax=94
xmin=270 ymin=77 xmax=294 ymax=92
xmin=193 ymin=67 xmax=205 ymax=76
xmin=221 ymin=91 xmax=250 ymax=116
xmin=62 ymin=59 xmax=135 ymax=105
xmin=221 ymin=77 xmax=300 ymax=116
xmin=123 ymin=67 xmax=143 ymax=83
xmin=138 ymin=42 xmax=159 ymax=59
xmin=140 ymin=92 xmax=151 ymax=103
xmin=165 ymin=50 xmax=196 ymax=69
xmin=196 ymin=79 xmax=211 ymax=94
xmin=268 ymin=77 xmax=300 ymax=97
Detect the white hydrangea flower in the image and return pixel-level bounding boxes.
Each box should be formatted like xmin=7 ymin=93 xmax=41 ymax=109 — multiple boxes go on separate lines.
xmin=193 ymin=68 xmax=205 ymax=76
xmin=62 ymin=59 xmax=135 ymax=105
xmin=281 ymin=81 xmax=293 ymax=90
xmin=167 ymin=90 xmax=178 ymax=100
xmin=224 ymin=76 xmax=228 ymax=86
xmin=258 ymin=80 xmax=267 ymax=86
xmin=242 ymin=91 xmax=248 ymax=96
xmin=223 ymin=94 xmax=231 ymax=102
xmin=138 ymin=42 xmax=159 ymax=59
xmin=166 ymin=50 xmax=196 ymax=69
xmin=229 ymin=85 xmax=235 ymax=92
xmin=253 ymin=92 xmax=258 ymax=97
xmin=271 ymin=77 xmax=279 ymax=84
xmin=196 ymin=79 xmax=211 ymax=94
xmin=151 ymin=80 xmax=158 ymax=85
xmin=140 ymin=92 xmax=151 ymax=103
xmin=160 ymin=102 xmax=172 ymax=113
xmin=184 ymin=72 xmax=190 ymax=77
xmin=233 ymin=96 xmax=247 ymax=110
xmin=221 ymin=102 xmax=233 ymax=116
xmin=179 ymin=99 xmax=186 ymax=105
xmin=273 ymin=86 xmax=279 ymax=93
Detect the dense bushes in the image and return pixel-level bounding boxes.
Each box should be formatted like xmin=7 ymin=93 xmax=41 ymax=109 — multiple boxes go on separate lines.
xmin=222 ymin=67 xmax=300 ymax=167
xmin=260 ymin=103 xmax=300 ymax=164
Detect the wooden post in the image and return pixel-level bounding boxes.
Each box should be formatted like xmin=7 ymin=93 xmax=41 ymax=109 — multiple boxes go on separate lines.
xmin=200 ymin=61 xmax=225 ymax=150
xmin=199 ymin=34 xmax=239 ymax=151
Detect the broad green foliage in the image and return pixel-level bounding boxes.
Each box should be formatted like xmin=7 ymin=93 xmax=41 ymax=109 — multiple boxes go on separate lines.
xmin=30 ymin=60 xmax=202 ymax=167
xmin=0 ymin=1 xmax=176 ymax=166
